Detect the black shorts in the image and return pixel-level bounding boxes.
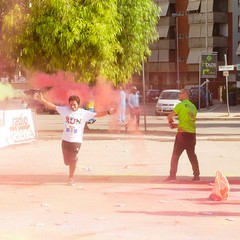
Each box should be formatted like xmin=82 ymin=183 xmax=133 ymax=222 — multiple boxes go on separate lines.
xmin=61 ymin=140 xmax=81 ymax=166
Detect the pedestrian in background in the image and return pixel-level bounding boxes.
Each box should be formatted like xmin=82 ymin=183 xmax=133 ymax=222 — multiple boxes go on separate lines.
xmin=35 ymin=92 xmax=116 ymax=186
xmin=126 ymin=85 xmax=140 ymax=131
xmin=86 ymin=99 xmax=96 ymax=124
xmin=118 ymin=85 xmax=126 ymax=123
xmin=165 ymin=88 xmax=200 ymax=182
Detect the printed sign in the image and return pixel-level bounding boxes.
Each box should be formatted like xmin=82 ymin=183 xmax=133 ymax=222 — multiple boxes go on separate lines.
xmin=201 ymin=53 xmax=218 ymax=78
xmin=219 ymin=65 xmax=234 ymax=71
xmin=3 ymin=109 xmax=36 ymax=145
xmin=0 ymin=111 xmax=8 ymax=148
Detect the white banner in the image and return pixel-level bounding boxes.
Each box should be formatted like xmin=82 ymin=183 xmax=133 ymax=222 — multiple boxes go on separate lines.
xmin=4 ymin=109 xmax=36 ymax=145
xmin=0 ymin=111 xmax=8 ymax=148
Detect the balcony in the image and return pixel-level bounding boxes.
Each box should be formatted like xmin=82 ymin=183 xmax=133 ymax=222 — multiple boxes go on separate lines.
xmin=188 ymin=36 xmax=228 ymax=48
xmin=150 ymin=39 xmax=175 ymax=50
xmin=146 ymin=62 xmax=176 ymax=73
xmin=188 ymin=12 xmax=228 ymax=24
xmin=158 ymin=16 xmax=176 ymax=27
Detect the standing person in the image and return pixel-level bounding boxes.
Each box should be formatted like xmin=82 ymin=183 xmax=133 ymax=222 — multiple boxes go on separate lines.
xmin=86 ymin=99 xmax=96 ymax=124
xmin=126 ymin=85 xmax=140 ymax=131
xmin=165 ymin=88 xmax=200 ymax=182
xmin=118 ymin=86 xmax=126 ymax=123
xmin=35 ymin=93 xmax=115 ymax=186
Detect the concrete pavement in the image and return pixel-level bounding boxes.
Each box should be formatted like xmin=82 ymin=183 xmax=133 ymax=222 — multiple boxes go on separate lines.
xmin=0 ymin=138 xmax=240 ymax=239
xmin=0 ymin=101 xmax=239 ymax=240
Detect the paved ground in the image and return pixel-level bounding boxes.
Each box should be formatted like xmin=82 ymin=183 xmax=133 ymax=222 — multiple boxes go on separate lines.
xmin=0 ymin=101 xmax=240 ymax=240
xmin=36 ymin=100 xmax=240 ymax=141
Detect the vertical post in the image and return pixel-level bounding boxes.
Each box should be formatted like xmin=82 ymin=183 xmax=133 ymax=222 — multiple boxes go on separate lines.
xmin=142 ymin=60 xmax=147 ymax=131
xmin=206 ymin=80 xmax=209 ymax=109
xmin=198 ymin=55 xmax=201 ymax=110
xmin=224 ymin=54 xmax=230 ymax=116
xmin=32 ymin=110 xmax=38 ymax=140
xmin=205 ymin=0 xmax=209 ymax=109
xmin=205 ymin=0 xmax=208 ymax=52
xmin=176 ymin=16 xmax=180 ymax=89
xmin=172 ymin=13 xmax=181 ymax=89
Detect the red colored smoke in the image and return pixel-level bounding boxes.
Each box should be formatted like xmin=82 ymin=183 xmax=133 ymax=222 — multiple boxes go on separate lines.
xmin=30 ymin=72 xmax=120 ymax=110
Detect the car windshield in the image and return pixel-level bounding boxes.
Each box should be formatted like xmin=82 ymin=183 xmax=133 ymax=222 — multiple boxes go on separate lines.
xmin=160 ymin=92 xmax=179 ymax=99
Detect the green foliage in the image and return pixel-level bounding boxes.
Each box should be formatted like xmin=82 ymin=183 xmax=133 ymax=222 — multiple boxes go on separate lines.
xmin=0 ymin=0 xmax=19 ymax=74
xmin=1 ymin=0 xmax=159 ymax=85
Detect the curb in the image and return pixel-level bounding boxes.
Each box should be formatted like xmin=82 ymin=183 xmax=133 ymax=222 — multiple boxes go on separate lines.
xmin=37 ymin=131 xmax=240 ymax=142
xmin=196 ymin=116 xmax=240 ymax=121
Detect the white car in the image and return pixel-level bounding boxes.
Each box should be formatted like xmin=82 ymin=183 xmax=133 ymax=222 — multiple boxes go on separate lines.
xmin=155 ymin=89 xmax=180 ymax=116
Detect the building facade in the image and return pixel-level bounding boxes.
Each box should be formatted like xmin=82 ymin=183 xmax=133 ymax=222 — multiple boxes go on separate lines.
xmin=143 ymin=0 xmax=239 ymax=99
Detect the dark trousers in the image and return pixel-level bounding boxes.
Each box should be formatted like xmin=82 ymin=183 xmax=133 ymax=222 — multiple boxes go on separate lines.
xmin=129 ymin=107 xmax=140 ymax=129
xmin=170 ymin=132 xmax=200 ymax=177
xmin=61 ymin=140 xmax=81 ymax=166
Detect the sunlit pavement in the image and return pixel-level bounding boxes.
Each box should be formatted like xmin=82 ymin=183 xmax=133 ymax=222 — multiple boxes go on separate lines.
xmin=0 ymin=137 xmax=240 ymax=239
xmin=0 ymin=100 xmax=239 ymax=239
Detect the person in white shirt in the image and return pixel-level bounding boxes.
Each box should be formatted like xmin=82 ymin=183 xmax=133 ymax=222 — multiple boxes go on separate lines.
xmin=126 ymin=85 xmax=140 ymax=131
xmin=118 ymin=86 xmax=126 ymax=122
xmin=35 ymin=93 xmax=115 ymax=186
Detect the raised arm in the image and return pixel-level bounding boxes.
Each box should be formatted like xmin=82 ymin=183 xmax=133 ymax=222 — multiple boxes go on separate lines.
xmin=34 ymin=92 xmax=57 ymax=111
xmin=95 ymin=105 xmax=117 ymax=117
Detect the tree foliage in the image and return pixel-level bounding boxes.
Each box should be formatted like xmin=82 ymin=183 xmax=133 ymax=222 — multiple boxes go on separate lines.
xmin=0 ymin=0 xmax=19 ymax=74
xmin=1 ymin=0 xmax=159 ymax=85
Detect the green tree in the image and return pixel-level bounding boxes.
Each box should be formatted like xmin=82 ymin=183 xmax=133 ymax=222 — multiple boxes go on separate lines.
xmin=0 ymin=0 xmax=22 ymax=75
xmin=1 ymin=0 xmax=159 ymax=85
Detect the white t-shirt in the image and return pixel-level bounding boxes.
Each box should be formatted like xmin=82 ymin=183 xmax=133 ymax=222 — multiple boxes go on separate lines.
xmin=56 ymin=106 xmax=96 ymax=143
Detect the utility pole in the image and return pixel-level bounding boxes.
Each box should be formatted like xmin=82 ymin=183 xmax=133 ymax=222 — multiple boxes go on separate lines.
xmin=172 ymin=13 xmax=182 ymax=89
xmin=224 ymin=54 xmax=230 ymax=116
xmin=142 ymin=61 xmax=147 ymax=131
xmin=205 ymin=0 xmax=209 ymax=109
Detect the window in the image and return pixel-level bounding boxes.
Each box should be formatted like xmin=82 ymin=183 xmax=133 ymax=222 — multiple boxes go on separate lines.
xmin=187 ymin=48 xmax=202 ymax=64
xmin=238 ymin=16 xmax=240 ymax=32
xmin=189 ymin=24 xmax=201 ymax=38
xmin=236 ymin=43 xmax=240 ymax=55
xmin=201 ymin=0 xmax=214 ymax=13
xmin=200 ymin=23 xmax=214 ymax=37
xmin=148 ymin=50 xmax=158 ymax=62
xmin=187 ymin=0 xmax=201 ymax=12
xmin=188 ymin=23 xmax=214 ymax=38
xmin=159 ymin=3 xmax=169 ymax=17
xmin=159 ymin=50 xmax=169 ymax=62
xmin=157 ymin=26 xmax=170 ymax=38
xmin=187 ymin=48 xmax=213 ymax=64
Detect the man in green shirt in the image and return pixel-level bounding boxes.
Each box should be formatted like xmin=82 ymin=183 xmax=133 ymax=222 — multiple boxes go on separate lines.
xmin=165 ymin=88 xmax=200 ymax=182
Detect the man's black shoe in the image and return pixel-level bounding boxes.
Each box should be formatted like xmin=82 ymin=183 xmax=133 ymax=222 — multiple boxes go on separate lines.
xmin=164 ymin=176 xmax=177 ymax=182
xmin=192 ymin=176 xmax=200 ymax=182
